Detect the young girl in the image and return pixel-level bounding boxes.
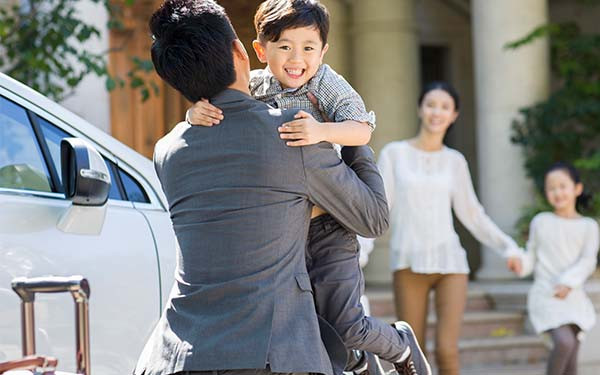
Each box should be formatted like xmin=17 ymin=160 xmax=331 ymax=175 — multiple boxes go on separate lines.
xmin=508 ymin=162 xmax=599 ymax=375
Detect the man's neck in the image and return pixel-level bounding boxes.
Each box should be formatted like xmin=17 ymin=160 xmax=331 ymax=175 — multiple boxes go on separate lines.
xmin=228 ymin=80 xmax=250 ymax=95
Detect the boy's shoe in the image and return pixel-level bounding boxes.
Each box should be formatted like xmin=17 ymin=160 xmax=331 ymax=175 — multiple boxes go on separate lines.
xmin=345 ymin=350 xmax=369 ymax=375
xmin=365 ymin=351 xmax=386 ymax=375
xmin=392 ymin=321 xmax=432 ymax=375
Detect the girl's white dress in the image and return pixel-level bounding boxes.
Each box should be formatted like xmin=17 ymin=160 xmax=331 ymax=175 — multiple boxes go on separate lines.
xmin=519 ymin=212 xmax=600 ymax=334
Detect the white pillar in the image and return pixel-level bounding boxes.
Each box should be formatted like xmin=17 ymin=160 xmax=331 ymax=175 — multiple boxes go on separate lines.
xmin=320 ymin=0 xmax=351 ymax=78
xmin=472 ymin=0 xmax=549 ymax=279
xmin=351 ymin=0 xmax=420 ymax=285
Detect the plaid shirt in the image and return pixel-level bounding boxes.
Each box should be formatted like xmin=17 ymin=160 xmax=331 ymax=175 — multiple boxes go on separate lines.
xmin=249 ymin=64 xmax=376 ymax=130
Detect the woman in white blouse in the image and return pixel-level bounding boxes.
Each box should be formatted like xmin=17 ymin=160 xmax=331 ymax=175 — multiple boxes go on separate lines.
xmin=378 ymin=82 xmax=520 ymax=375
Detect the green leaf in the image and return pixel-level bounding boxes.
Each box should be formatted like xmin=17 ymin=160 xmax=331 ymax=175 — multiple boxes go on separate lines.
xmin=106 ymin=76 xmax=117 ymax=91
xmin=505 ymin=24 xmax=560 ymax=50
xmin=130 ymin=76 xmax=144 ymax=89
xmin=141 ymin=88 xmax=150 ymax=102
xmin=150 ymin=81 xmax=160 ymax=95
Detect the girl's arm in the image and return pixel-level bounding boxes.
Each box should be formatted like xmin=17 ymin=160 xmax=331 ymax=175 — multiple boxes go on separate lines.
xmin=557 ymin=220 xmax=600 ymax=288
xmin=451 ymin=154 xmax=520 ymax=258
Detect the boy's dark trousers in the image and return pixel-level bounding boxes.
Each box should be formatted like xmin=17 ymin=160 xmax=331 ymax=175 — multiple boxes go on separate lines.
xmin=306 ymin=214 xmax=408 ymax=366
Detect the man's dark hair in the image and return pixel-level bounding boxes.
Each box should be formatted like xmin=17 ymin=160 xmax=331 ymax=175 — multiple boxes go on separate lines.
xmin=254 ymin=0 xmax=329 ymax=45
xmin=149 ymin=0 xmax=237 ymax=101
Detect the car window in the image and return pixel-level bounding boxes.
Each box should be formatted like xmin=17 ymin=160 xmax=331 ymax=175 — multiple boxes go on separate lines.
xmin=35 ymin=115 xmax=154 ymax=204
xmin=37 ymin=116 xmax=124 ymax=201
xmin=0 ymin=96 xmax=52 ymax=192
xmin=37 ymin=117 xmax=68 ymax=186
xmin=119 ymin=169 xmax=150 ymax=203
xmin=104 ymin=159 xmax=124 ymax=200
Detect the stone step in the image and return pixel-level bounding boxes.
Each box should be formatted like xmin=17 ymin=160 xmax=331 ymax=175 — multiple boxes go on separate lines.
xmin=460 ymin=363 xmax=546 ymax=375
xmin=367 ymin=286 xmax=493 ymax=318
xmin=450 ymin=335 xmax=548 ymax=367
xmin=376 ymin=335 xmax=547 ymax=372
xmin=377 ymin=310 xmax=524 ymax=340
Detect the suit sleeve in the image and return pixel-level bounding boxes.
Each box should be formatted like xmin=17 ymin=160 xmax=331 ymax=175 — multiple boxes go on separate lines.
xmin=300 ymin=143 xmax=389 ymax=238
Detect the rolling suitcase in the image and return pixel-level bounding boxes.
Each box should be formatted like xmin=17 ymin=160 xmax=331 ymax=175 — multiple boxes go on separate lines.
xmin=0 ymin=276 xmax=91 ymax=375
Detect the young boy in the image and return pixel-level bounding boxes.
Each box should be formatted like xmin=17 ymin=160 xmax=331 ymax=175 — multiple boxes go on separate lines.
xmin=187 ymin=1 xmax=430 ymax=374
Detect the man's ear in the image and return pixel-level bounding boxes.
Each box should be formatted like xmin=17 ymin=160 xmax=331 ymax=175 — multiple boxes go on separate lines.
xmin=232 ymin=39 xmax=249 ymax=61
xmin=252 ymin=40 xmax=268 ymax=63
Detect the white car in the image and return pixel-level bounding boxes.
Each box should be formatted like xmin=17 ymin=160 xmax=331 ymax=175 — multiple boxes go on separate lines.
xmin=0 ymin=72 xmax=177 ymax=374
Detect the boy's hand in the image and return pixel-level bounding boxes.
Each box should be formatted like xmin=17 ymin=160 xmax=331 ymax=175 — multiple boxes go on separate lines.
xmin=554 ymin=284 xmax=572 ymax=299
xmin=279 ymin=110 xmax=328 ymax=146
xmin=506 ymin=256 xmax=522 ymax=275
xmin=187 ymin=99 xmax=224 ymax=126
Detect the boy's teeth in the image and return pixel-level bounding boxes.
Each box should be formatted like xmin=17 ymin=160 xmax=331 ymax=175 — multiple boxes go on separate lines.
xmin=286 ymin=68 xmax=303 ymax=75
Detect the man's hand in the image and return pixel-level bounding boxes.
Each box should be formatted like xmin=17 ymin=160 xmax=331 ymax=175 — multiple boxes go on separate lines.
xmin=187 ymin=99 xmax=224 ymax=126
xmin=279 ymin=110 xmax=328 ymax=146
xmin=506 ymin=256 xmax=522 ymax=275
xmin=554 ymin=284 xmax=572 ymax=299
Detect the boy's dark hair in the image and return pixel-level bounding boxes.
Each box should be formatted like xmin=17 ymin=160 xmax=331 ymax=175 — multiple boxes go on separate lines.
xmin=149 ymin=0 xmax=237 ymax=102
xmin=544 ymin=161 xmax=591 ymax=211
xmin=254 ymin=0 xmax=329 ymax=45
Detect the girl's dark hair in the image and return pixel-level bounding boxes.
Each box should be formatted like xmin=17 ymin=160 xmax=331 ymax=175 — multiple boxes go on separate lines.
xmin=418 ymin=81 xmax=460 ymax=111
xmin=544 ymin=161 xmax=591 ymax=211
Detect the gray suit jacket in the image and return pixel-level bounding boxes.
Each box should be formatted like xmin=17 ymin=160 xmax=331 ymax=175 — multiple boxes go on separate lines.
xmin=134 ymin=89 xmax=388 ymax=375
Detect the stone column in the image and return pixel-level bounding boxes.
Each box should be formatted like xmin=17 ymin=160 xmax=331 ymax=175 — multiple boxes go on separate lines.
xmin=320 ymin=0 xmax=351 ymax=78
xmin=350 ymin=0 xmax=420 ymax=284
xmin=472 ymin=0 xmax=549 ymax=279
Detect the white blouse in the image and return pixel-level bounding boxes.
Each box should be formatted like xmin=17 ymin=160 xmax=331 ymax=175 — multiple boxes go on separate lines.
xmin=377 ymin=140 xmax=520 ymax=274
xmin=518 ymin=212 xmax=599 ymax=334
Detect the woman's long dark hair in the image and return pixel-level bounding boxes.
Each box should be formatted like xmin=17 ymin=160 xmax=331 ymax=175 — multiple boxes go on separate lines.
xmin=418 ymin=81 xmax=460 ymax=111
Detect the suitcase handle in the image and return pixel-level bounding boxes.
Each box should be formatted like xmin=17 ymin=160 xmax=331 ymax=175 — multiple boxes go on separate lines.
xmin=0 ymin=355 xmax=58 ymax=374
xmin=11 ymin=276 xmax=90 ymax=375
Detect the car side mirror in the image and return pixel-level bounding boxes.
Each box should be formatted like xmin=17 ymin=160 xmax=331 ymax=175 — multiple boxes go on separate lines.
xmin=60 ymin=138 xmax=111 ymax=206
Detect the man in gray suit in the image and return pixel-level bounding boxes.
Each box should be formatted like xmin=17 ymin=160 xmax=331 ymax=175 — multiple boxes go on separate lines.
xmin=135 ymin=1 xmax=389 ymax=375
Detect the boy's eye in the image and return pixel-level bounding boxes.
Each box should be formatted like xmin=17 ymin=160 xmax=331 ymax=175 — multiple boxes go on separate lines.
xmin=304 ymin=46 xmax=315 ymax=51
xmin=279 ymin=46 xmax=291 ymax=51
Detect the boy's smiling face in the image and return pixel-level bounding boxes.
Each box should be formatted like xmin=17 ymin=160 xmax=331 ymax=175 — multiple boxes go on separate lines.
xmin=253 ymin=26 xmax=329 ymax=89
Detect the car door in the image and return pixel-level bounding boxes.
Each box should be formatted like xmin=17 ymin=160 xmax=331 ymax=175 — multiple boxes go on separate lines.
xmin=0 ymin=92 xmax=162 ymax=374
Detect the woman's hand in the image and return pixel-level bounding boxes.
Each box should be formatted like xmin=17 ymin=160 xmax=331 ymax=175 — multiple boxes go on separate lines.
xmin=279 ymin=110 xmax=327 ymax=146
xmin=187 ymin=99 xmax=224 ymax=126
xmin=554 ymin=284 xmax=572 ymax=299
xmin=506 ymin=256 xmax=522 ymax=275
